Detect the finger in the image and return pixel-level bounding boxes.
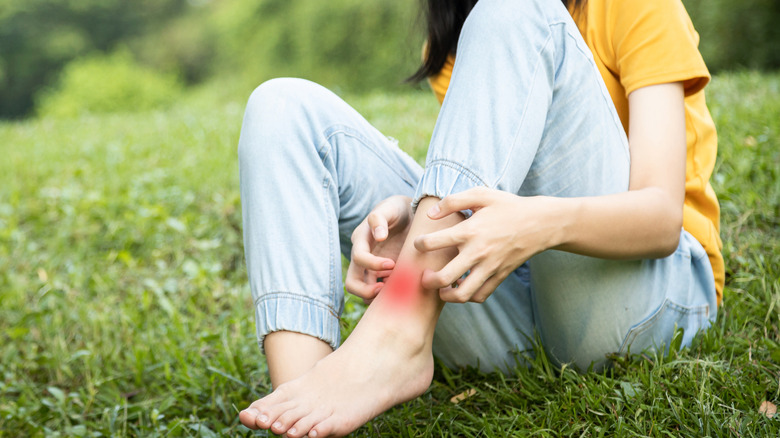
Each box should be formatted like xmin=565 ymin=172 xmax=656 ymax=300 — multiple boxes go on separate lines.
xmin=366 ymin=211 xmax=390 ymax=241
xmin=427 ymin=187 xmax=493 ymax=219
xmin=414 ymin=224 xmax=468 ymax=252
xmin=346 ymin=279 xmax=382 ymax=300
xmin=439 ymin=267 xmax=490 ymax=303
xmin=368 ymin=269 xmax=395 ymax=281
xmin=368 ymin=199 xmax=409 ymax=241
xmin=351 ymin=226 xmax=394 ymax=271
xmin=345 ymin=263 xmax=382 ymax=299
xmin=371 ymin=269 xmax=393 ymax=280
xmin=353 ymin=249 xmax=395 ymax=271
xmin=435 ymin=276 xmax=463 ymax=297
xmin=469 ymin=272 xmax=506 ymax=303
xmin=420 ymin=254 xmax=474 ymax=290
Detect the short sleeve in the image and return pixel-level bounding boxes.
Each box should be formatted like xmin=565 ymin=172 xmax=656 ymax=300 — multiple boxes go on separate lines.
xmin=610 ymin=0 xmax=709 ymax=97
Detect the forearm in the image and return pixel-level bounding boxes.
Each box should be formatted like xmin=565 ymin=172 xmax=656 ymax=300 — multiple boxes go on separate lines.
xmin=549 ymin=187 xmax=683 ymax=260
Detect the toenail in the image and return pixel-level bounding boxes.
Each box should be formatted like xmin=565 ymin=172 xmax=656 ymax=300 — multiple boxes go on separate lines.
xmin=247 ymin=408 xmax=260 ymax=417
xmin=272 ymin=421 xmax=282 ymax=429
xmin=259 ymin=414 xmax=268 ymax=423
xmin=289 ymin=427 xmax=297 ymax=435
xmin=309 ymin=430 xmax=318 ymax=437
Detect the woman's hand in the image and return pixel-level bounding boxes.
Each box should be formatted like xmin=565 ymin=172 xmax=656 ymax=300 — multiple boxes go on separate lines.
xmin=414 ymin=187 xmax=561 ymax=303
xmin=345 ymin=195 xmax=414 ymax=302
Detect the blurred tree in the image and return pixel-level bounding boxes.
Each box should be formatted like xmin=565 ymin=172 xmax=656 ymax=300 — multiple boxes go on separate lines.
xmin=683 ymin=0 xmax=780 ymax=72
xmin=36 ymin=49 xmax=184 ymax=118
xmin=2 ymin=0 xmax=779 ymax=119
xmin=0 ymin=0 xmax=187 ymax=118
xmin=205 ymin=0 xmax=422 ymax=92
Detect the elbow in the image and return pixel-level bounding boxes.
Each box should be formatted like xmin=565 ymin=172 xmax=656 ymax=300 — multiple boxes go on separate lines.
xmin=639 ymin=186 xmax=683 ymax=258
xmin=655 ymin=229 xmax=681 ymax=258
xmin=653 ymin=208 xmax=683 ymax=258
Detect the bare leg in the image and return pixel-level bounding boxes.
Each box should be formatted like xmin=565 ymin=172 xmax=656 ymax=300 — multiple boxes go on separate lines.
xmin=264 ymin=331 xmax=333 ymax=387
xmin=238 ymin=197 xmax=462 ymax=437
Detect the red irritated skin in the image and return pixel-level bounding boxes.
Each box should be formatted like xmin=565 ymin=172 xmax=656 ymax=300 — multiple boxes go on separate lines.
xmin=381 ymin=264 xmax=422 ymax=309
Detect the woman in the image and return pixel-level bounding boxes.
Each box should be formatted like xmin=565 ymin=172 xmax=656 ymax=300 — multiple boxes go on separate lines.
xmin=236 ymin=0 xmax=723 ymax=436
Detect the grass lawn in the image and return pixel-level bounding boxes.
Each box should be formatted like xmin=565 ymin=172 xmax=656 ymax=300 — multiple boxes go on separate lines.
xmin=1 ymin=71 xmax=778 ymax=437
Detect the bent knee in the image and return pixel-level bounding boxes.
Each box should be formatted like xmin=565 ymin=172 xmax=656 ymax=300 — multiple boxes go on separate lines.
xmin=238 ymin=78 xmax=323 ymax=163
xmin=244 ymin=78 xmax=313 ymax=122
xmin=460 ymin=0 xmax=559 ymax=46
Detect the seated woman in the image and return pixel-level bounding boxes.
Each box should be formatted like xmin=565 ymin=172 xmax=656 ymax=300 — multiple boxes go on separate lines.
xmin=236 ymin=0 xmax=723 ymax=436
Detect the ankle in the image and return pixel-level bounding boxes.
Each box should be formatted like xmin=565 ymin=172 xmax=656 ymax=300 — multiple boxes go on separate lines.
xmin=356 ymin=307 xmax=434 ymax=359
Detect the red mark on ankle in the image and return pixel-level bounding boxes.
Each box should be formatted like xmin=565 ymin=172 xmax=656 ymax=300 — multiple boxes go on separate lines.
xmin=383 ymin=264 xmax=419 ymax=308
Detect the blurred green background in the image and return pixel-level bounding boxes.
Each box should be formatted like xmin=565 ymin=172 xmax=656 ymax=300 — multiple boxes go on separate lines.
xmin=2 ymin=1 xmax=779 ymax=435
xmin=0 ymin=0 xmax=778 ymax=120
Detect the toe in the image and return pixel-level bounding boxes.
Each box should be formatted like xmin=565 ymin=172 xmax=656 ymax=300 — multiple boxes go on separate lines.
xmin=309 ymin=415 xmax=340 ymax=438
xmin=285 ymin=409 xmax=331 ymax=438
xmin=238 ymin=407 xmax=262 ymax=429
xmin=270 ymin=407 xmax=309 ymax=435
xmin=246 ymin=399 xmax=296 ymax=430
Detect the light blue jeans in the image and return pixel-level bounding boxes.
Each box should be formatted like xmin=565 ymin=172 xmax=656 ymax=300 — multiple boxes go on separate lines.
xmin=238 ymin=0 xmax=717 ymax=373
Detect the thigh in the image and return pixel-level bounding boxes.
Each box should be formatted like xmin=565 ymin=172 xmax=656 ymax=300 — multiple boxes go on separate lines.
xmin=529 ymin=230 xmax=718 ymax=370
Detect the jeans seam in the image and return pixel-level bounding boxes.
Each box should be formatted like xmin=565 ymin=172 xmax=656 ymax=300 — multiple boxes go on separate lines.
xmin=323 ymin=177 xmax=337 ymax=309
xmin=562 ymin=24 xmax=630 ymax=163
xmin=619 ymin=298 xmax=710 ymax=353
xmin=320 ymin=124 xmax=418 ymax=189
xmin=426 ymin=159 xmax=489 ymax=188
xmin=620 ymin=299 xmax=669 ymax=353
xmin=493 ymin=30 xmax=552 ymax=188
xmin=255 ymin=291 xmax=341 ymax=319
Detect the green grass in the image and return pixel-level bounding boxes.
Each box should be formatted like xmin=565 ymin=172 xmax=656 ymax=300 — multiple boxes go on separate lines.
xmin=1 ymin=71 xmax=778 ymax=437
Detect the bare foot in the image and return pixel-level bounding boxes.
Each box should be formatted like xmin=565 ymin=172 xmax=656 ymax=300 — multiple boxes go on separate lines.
xmin=238 ymin=198 xmax=459 ymax=436
xmin=238 ymin=296 xmax=436 ymax=437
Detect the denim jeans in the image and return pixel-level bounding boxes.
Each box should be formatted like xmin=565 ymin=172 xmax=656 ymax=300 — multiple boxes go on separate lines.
xmin=238 ymin=0 xmax=717 ymax=373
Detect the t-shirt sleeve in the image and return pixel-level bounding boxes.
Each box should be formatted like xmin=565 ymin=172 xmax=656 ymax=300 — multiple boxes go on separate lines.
xmin=610 ymin=0 xmax=710 ymax=97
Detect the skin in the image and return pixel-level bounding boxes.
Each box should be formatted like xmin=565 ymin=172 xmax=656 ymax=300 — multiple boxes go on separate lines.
xmin=238 ymin=81 xmax=687 ymax=436
xmin=239 ymin=197 xmax=461 ymax=437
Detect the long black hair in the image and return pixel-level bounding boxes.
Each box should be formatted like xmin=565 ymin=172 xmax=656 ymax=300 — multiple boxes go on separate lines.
xmin=408 ymin=0 xmax=586 ymax=82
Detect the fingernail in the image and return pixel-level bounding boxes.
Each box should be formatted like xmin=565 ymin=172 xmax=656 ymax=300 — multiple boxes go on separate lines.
xmin=272 ymin=421 xmax=282 ymax=429
xmin=382 ymin=260 xmax=394 ymax=269
xmin=428 ymin=204 xmax=440 ymax=217
xmin=375 ymin=226 xmax=387 ymax=239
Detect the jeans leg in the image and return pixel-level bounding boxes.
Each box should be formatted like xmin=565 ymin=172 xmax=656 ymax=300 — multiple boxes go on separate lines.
xmin=433 ymin=266 xmax=535 ymax=373
xmin=530 ymin=231 xmax=717 ymax=370
xmin=426 ymin=0 xmax=628 ymax=371
xmin=422 ymin=0 xmax=715 ymax=372
xmin=238 ymin=78 xmax=422 ymax=352
xmin=412 ymin=0 xmax=628 ymax=209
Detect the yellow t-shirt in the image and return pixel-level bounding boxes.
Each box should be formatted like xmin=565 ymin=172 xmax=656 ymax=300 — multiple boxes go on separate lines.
xmin=428 ymin=0 xmax=724 ymax=304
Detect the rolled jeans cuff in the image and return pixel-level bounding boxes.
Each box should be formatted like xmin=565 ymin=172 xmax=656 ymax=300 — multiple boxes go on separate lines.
xmin=412 ymin=159 xmax=487 ymax=217
xmin=254 ymin=293 xmax=341 ymax=353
